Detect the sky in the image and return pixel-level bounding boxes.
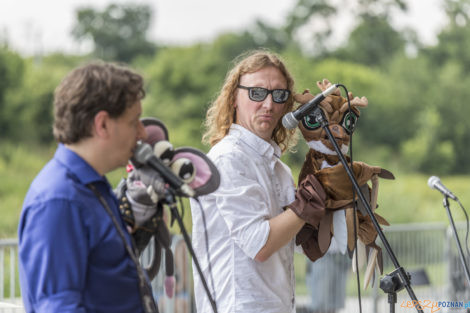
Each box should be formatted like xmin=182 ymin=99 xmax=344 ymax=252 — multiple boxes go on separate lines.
xmin=0 ymin=0 xmax=448 ymax=56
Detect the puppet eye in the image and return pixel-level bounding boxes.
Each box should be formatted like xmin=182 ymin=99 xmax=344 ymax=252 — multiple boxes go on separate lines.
xmin=302 ymin=114 xmax=321 ymax=130
xmin=341 ymin=110 xmax=359 ymax=134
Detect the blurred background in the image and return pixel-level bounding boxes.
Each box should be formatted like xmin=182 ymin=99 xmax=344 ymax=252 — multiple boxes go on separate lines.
xmin=1 ymin=0 xmax=470 ymax=311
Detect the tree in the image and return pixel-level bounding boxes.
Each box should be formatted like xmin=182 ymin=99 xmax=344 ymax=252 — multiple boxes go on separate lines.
xmin=72 ymin=4 xmax=156 ymax=63
xmin=286 ymin=0 xmax=337 ymax=54
xmin=141 ymin=32 xmax=266 ymax=149
xmin=331 ymin=14 xmax=406 ymax=66
xmin=422 ymin=0 xmax=470 ymax=71
xmin=0 ymin=47 xmax=24 ymax=139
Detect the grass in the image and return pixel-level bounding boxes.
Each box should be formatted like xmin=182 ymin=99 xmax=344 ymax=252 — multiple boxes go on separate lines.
xmin=0 ymin=142 xmax=56 ymax=238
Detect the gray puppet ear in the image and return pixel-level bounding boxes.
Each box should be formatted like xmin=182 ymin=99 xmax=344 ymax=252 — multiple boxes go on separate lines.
xmin=171 ymin=147 xmax=220 ymax=197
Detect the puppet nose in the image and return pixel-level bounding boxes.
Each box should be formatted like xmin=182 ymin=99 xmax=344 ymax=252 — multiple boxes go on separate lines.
xmin=329 ymin=124 xmax=346 ymax=139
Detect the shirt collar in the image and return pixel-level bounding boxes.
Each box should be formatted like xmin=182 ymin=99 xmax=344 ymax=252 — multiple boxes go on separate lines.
xmin=54 ymin=143 xmax=107 ymax=185
xmin=229 ymin=124 xmax=281 ymax=159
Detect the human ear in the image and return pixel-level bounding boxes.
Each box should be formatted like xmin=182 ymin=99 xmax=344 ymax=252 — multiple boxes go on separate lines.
xmin=93 ymin=110 xmax=111 ymax=138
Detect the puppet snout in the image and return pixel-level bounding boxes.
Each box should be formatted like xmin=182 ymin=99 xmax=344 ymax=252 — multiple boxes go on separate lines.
xmin=329 ymin=124 xmax=347 ymax=140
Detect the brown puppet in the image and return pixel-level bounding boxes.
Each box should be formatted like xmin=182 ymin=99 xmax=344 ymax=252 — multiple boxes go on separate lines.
xmin=292 ymin=79 xmax=395 ymax=288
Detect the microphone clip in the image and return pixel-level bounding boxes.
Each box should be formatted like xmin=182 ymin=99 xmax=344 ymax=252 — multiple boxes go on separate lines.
xmin=312 ymin=106 xmax=328 ymax=126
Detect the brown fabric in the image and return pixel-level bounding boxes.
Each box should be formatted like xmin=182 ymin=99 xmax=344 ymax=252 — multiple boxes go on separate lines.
xmin=299 ymin=151 xmax=387 ymax=210
xmin=345 ymin=208 xmax=390 ymax=253
xmin=318 ymin=212 xmax=334 ymax=253
xmin=295 ymin=150 xmax=394 ymax=262
xmin=295 ymin=223 xmax=324 ymax=262
xmin=315 ymin=161 xmax=383 ymax=202
xmin=287 ymin=174 xmax=326 ymax=227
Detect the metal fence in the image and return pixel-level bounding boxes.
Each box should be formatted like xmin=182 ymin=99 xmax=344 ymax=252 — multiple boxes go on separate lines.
xmin=3 ymin=223 xmax=470 ymax=313
xmin=149 ymin=223 xmax=470 ymax=313
xmin=298 ymin=222 xmax=470 ymax=313
xmin=0 ymin=239 xmax=22 ymax=313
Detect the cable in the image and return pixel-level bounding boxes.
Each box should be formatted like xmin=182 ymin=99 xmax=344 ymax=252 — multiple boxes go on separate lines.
xmin=338 ymin=83 xmax=363 ymax=313
xmin=456 ymin=199 xmax=470 ymax=264
xmin=194 ymin=197 xmax=218 ymax=312
xmin=445 ymin=196 xmax=470 ymax=287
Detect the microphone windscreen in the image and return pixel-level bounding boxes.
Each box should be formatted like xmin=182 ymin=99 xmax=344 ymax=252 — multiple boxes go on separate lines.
xmin=171 ymin=147 xmax=220 ymax=197
xmin=427 ymin=176 xmax=439 ymax=189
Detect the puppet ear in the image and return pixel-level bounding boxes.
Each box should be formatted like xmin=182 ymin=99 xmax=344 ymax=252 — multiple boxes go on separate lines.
xmin=130 ymin=117 xmax=171 ymax=169
xmin=141 ymin=117 xmax=169 ymax=146
xmin=171 ymin=147 xmax=220 ymax=197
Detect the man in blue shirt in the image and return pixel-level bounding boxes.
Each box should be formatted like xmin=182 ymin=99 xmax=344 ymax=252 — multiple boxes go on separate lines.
xmin=18 ymin=62 xmax=155 ymax=312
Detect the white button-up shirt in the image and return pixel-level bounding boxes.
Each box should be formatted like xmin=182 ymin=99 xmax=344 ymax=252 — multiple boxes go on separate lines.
xmin=190 ymin=124 xmax=296 ymax=313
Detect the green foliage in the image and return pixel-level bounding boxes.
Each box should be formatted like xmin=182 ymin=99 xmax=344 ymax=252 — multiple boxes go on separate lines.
xmin=332 ymin=15 xmax=406 ymax=66
xmin=72 ymin=4 xmax=156 ymax=62
xmin=142 ymin=33 xmax=264 ymax=149
xmin=425 ymin=0 xmax=470 ymax=68
xmin=0 ymin=142 xmax=55 ymax=238
xmin=431 ymin=61 xmax=470 ymax=173
xmin=401 ymin=108 xmax=455 ymax=174
xmin=283 ymin=0 xmax=337 ymax=54
xmin=4 ymin=55 xmax=82 ymax=143
xmin=0 ymin=47 xmax=24 ymax=138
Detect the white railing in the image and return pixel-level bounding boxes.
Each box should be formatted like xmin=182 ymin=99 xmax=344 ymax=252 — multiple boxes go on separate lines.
xmin=0 ymin=239 xmax=18 ymax=301
xmin=0 ymin=239 xmax=23 ymax=313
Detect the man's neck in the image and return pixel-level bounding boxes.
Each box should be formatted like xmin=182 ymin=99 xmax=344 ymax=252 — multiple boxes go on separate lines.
xmin=65 ymin=140 xmax=108 ymax=176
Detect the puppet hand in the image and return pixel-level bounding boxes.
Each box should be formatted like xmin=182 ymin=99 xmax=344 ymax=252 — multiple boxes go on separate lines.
xmin=295 ymin=223 xmax=324 ymax=262
xmin=116 ymin=167 xmax=166 ymax=231
xmin=287 ymin=174 xmax=326 ymax=226
xmin=125 ymin=173 xmax=160 ymax=228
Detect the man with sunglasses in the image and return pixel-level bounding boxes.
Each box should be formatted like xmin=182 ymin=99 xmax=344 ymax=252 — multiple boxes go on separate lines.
xmin=190 ymin=50 xmax=325 ymax=313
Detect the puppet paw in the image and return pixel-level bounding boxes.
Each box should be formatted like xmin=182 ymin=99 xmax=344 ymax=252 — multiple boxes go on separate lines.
xmin=287 ymin=174 xmax=326 ymax=226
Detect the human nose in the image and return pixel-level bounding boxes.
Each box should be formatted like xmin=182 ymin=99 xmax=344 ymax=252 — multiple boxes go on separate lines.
xmin=137 ymin=120 xmax=147 ymax=141
xmin=262 ymin=94 xmax=274 ymax=110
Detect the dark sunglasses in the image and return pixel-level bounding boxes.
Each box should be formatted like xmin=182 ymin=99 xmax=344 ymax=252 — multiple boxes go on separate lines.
xmin=237 ymin=85 xmax=290 ymax=104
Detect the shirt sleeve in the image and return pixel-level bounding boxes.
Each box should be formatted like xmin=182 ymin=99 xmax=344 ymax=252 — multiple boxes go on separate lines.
xmin=18 ymin=199 xmax=88 ymax=313
xmin=210 ymin=155 xmax=271 ymax=259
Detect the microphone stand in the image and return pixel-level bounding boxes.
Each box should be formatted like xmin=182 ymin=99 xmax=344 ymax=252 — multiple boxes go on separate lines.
xmin=311 ymin=107 xmax=423 ymax=313
xmin=163 ymin=189 xmax=218 ymax=313
xmin=442 ymin=196 xmax=470 ymax=285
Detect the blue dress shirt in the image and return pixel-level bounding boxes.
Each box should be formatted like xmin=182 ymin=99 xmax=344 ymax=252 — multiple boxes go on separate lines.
xmin=18 ymin=144 xmax=147 ymax=313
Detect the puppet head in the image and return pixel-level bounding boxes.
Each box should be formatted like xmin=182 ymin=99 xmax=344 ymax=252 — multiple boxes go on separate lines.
xmin=294 ymin=79 xmax=368 ymax=157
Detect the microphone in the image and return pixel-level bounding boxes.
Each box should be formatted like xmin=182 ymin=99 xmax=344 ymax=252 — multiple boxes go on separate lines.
xmin=133 ymin=142 xmax=195 ymax=197
xmin=427 ymin=176 xmax=458 ymax=200
xmin=282 ymin=84 xmax=338 ymax=129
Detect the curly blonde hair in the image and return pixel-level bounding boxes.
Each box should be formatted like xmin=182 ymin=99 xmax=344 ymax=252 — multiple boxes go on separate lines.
xmin=202 ymin=50 xmax=297 ymax=152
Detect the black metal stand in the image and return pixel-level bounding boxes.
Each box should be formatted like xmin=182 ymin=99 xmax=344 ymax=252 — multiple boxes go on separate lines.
xmin=312 ymin=107 xmax=423 ymax=313
xmin=442 ymin=196 xmax=470 ymax=286
xmin=380 ymin=268 xmax=412 ymax=313
xmin=164 ymin=190 xmax=218 ymax=313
